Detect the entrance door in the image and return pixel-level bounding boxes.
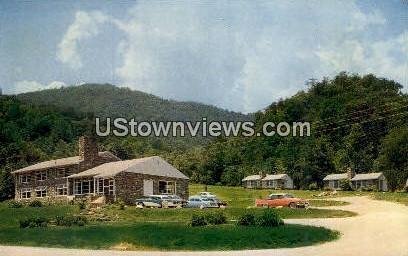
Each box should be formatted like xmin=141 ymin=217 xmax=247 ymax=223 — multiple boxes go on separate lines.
xmin=143 ymin=180 xmax=153 ymax=196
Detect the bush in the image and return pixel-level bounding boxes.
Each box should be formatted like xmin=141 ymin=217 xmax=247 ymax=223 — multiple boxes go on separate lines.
xmin=308 ymin=183 xmax=319 ymax=191
xmin=8 ymin=200 xmax=23 ymax=208
xmin=237 ymin=213 xmax=256 ymax=226
xmin=117 ymin=200 xmax=125 ymax=210
xmin=256 ymin=209 xmax=284 ymax=227
xmin=190 ymin=214 xmax=207 ymax=227
xmin=205 ymin=212 xmax=227 ymax=225
xmin=55 ymin=215 xmax=87 ymax=227
xmin=340 ymin=180 xmax=353 ymax=191
xmin=77 ymin=200 xmax=86 ymax=210
xmin=19 ymin=217 xmax=48 ymax=228
xmin=28 ymin=200 xmax=43 ymax=207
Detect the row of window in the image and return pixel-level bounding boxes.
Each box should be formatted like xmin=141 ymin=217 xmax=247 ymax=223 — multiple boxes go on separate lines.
xmin=74 ymin=179 xmax=115 ymax=196
xmin=20 ymin=184 xmax=67 ymax=199
xmin=20 ymin=169 xmax=72 ymax=183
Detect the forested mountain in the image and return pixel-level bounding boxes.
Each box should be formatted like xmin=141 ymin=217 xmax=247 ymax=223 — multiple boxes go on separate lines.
xmin=17 ymin=84 xmax=250 ymax=121
xmin=168 ymin=73 xmax=408 ymax=191
xmin=1 ymin=73 xmax=407 ymax=201
xmin=0 ymin=96 xmax=88 ymax=200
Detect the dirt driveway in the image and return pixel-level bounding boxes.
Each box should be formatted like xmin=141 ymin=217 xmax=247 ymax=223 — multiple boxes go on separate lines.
xmin=1 ymin=196 xmax=407 ymax=256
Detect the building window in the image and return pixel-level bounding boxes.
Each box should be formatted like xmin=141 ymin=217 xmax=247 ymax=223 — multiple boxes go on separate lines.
xmin=96 ymin=178 xmax=114 ymax=196
xmin=21 ymin=188 xmax=31 ymax=199
xmin=159 ymin=181 xmax=176 ymax=194
xmin=74 ymin=180 xmax=94 ymax=195
xmin=35 ymin=187 xmax=47 ymax=198
xmin=36 ymin=171 xmax=47 ymax=181
xmin=20 ymin=174 xmax=31 ymax=184
xmin=57 ymin=184 xmax=68 ymax=196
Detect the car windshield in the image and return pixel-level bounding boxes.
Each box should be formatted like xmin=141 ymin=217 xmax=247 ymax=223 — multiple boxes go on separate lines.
xmin=202 ymin=198 xmax=214 ymax=202
xmin=284 ymin=194 xmax=294 ymax=198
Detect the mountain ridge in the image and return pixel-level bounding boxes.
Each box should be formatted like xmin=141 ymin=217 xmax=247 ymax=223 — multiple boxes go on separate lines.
xmin=17 ymin=84 xmax=252 ymax=122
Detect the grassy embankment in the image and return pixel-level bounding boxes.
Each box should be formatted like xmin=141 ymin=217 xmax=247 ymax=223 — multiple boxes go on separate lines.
xmin=0 ymin=184 xmax=354 ymax=250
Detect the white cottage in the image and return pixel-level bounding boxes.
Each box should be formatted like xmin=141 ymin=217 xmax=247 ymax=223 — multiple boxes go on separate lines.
xmin=351 ymin=172 xmax=388 ymax=191
xmin=242 ymin=175 xmax=263 ymax=188
xmin=323 ymin=173 xmax=349 ymax=190
xmin=262 ymin=174 xmax=293 ymax=189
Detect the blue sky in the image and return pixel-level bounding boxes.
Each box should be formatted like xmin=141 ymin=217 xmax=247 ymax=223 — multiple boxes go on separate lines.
xmin=0 ymin=0 xmax=407 ymax=113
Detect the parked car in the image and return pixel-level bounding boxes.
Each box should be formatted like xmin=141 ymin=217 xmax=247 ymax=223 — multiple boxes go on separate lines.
xmin=150 ymin=194 xmax=185 ymax=208
xmin=212 ymin=198 xmax=228 ymax=208
xmin=255 ymin=193 xmax=309 ymax=208
xmin=198 ymin=192 xmax=217 ymax=199
xmin=135 ymin=196 xmax=162 ymax=208
xmin=185 ymin=196 xmax=219 ymax=209
xmin=166 ymin=194 xmax=186 ymax=207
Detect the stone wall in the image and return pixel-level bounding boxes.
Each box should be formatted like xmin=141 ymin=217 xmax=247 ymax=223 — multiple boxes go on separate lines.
xmin=14 ymin=164 xmax=79 ymax=202
xmin=114 ymin=172 xmax=189 ymax=204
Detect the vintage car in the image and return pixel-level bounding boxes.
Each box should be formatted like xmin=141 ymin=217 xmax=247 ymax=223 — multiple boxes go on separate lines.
xmin=198 ymin=191 xmax=217 ymax=199
xmin=255 ymin=193 xmax=309 ymax=208
xmin=135 ymin=196 xmax=162 ymax=208
xmin=185 ymin=196 xmax=219 ymax=209
xmin=150 ymin=194 xmax=185 ymax=208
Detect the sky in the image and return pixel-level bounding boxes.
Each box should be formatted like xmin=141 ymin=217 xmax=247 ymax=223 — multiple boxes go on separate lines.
xmin=0 ymin=0 xmax=407 ymax=113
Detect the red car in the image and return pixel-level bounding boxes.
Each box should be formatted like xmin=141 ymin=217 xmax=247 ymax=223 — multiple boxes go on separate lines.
xmin=255 ymin=193 xmax=309 ymax=208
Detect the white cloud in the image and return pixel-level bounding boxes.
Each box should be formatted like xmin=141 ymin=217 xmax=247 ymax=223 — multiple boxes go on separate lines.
xmin=57 ymin=11 xmax=109 ymax=69
xmin=10 ymin=80 xmax=67 ymax=94
xmin=56 ymin=2 xmax=407 ymax=112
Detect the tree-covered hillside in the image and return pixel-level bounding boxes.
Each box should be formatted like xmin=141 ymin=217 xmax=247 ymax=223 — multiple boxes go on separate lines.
xmin=17 ymin=84 xmax=250 ymax=121
xmin=168 ymin=73 xmax=408 ymax=191
xmin=0 ymin=96 xmax=89 ymax=200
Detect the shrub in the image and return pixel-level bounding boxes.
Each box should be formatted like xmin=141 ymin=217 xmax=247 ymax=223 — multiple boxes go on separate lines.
xmin=308 ymin=182 xmax=319 ymax=191
xmin=205 ymin=212 xmax=227 ymax=225
xmin=77 ymin=200 xmax=86 ymax=210
xmin=340 ymin=180 xmax=353 ymax=191
xmin=8 ymin=200 xmax=23 ymax=208
xmin=55 ymin=215 xmax=87 ymax=227
xmin=190 ymin=214 xmax=207 ymax=227
xmin=28 ymin=200 xmax=43 ymax=207
xmin=256 ymin=209 xmax=284 ymax=227
xmin=117 ymin=200 xmax=125 ymax=210
xmin=19 ymin=217 xmax=48 ymax=228
xmin=237 ymin=213 xmax=256 ymax=226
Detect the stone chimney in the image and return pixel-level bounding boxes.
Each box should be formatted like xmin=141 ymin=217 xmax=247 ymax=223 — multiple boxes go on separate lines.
xmin=259 ymin=171 xmax=266 ymax=179
xmin=78 ymin=136 xmax=98 ymax=163
xmin=346 ymin=167 xmax=355 ymax=179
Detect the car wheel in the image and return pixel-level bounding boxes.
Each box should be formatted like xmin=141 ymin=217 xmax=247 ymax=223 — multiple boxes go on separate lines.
xmin=262 ymin=204 xmax=269 ymax=208
xmin=289 ymin=202 xmax=297 ymax=209
xmin=199 ymin=205 xmax=205 ymax=209
xmin=136 ymin=202 xmax=144 ymax=208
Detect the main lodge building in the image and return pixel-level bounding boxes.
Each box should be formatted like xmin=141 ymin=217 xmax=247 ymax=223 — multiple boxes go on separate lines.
xmin=12 ymin=136 xmax=189 ymax=203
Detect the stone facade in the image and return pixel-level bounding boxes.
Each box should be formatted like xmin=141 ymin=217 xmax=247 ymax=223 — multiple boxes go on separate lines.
xmin=114 ymin=172 xmax=189 ymax=204
xmin=13 ymin=136 xmax=120 ymax=202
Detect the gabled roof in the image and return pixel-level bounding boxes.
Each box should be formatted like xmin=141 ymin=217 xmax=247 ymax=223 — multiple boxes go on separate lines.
xmin=242 ymin=175 xmax=262 ymax=181
xmin=262 ymin=174 xmax=288 ymax=181
xmin=351 ymin=172 xmax=384 ymax=181
xmin=323 ymin=173 xmax=348 ymax=181
xmin=11 ymin=151 xmax=120 ymax=174
xmin=68 ymin=156 xmax=189 ymax=179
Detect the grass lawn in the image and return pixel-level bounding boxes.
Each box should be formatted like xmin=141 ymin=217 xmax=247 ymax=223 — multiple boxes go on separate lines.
xmin=0 ymin=223 xmax=339 ymax=250
xmin=371 ymin=192 xmax=408 ymax=206
xmin=0 ymin=184 xmax=360 ymax=250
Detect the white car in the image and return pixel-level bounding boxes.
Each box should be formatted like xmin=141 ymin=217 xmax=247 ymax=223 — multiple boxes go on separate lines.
xmin=198 ymin=192 xmax=217 ymax=199
xmin=150 ymin=194 xmax=184 ymax=208
xmin=185 ymin=196 xmax=219 ymax=209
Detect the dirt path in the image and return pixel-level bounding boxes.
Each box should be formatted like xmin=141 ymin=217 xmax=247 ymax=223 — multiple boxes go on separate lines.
xmin=1 ymin=196 xmax=407 ymax=256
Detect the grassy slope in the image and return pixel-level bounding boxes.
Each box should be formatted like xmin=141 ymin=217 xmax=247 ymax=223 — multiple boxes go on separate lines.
xmin=0 ymin=223 xmax=338 ymax=251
